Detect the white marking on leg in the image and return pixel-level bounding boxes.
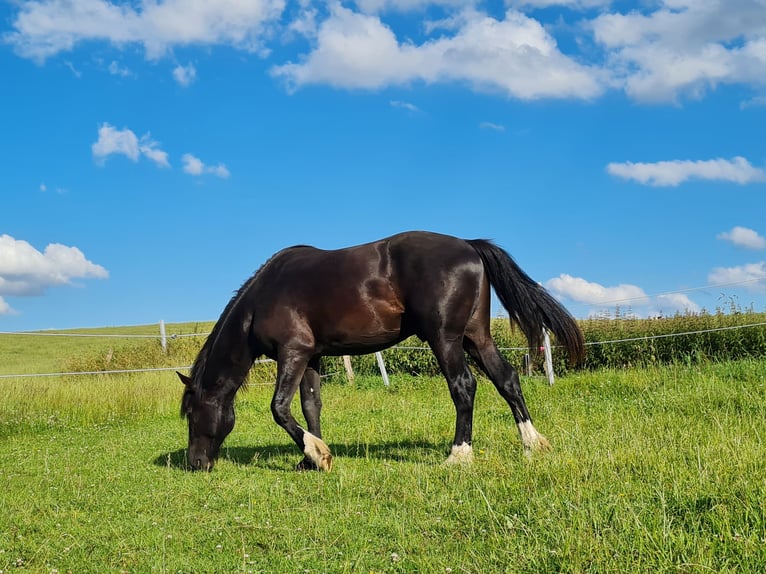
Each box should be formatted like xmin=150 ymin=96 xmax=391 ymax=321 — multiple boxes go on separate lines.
xmin=302 ymin=431 xmax=333 ymax=471
xmin=517 ymin=420 xmax=551 ymax=457
xmin=444 ymin=442 xmax=473 ymax=465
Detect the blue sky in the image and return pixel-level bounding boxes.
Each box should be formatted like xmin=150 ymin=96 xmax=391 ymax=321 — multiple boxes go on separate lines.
xmin=1 ymin=0 xmax=765 ymax=332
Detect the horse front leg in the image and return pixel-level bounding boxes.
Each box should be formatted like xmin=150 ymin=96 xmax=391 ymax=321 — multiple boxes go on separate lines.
xmin=271 ymin=349 xmax=333 ymax=471
xmin=296 ymin=358 xmax=326 ymax=471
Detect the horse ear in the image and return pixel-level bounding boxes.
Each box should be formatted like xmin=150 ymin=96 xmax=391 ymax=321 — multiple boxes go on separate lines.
xmin=177 ymin=371 xmax=193 ymax=387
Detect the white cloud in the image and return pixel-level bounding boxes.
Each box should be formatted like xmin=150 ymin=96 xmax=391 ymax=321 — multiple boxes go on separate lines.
xmin=272 ymin=6 xmax=604 ymax=100
xmin=92 ymin=123 xmax=140 ymax=162
xmin=545 ymin=273 xmax=700 ymax=315
xmin=353 ymin=0 xmax=469 ymax=12
xmin=108 ymin=60 xmax=131 ymax=77
xmin=479 ymin=121 xmax=505 ymax=132
xmin=591 ymin=1 xmax=766 ymax=102
xmin=607 ymin=157 xmax=766 ymax=186
xmin=740 ymin=95 xmax=766 ymax=110
xmin=717 ymin=226 xmax=766 ymax=250
xmin=182 ymin=153 xmax=230 ymax=178
xmin=0 ymin=235 xmax=108 ymax=300
xmin=655 ymin=293 xmax=700 ymax=314
xmin=6 ymin=0 xmax=766 ymax=105
xmin=139 ymin=139 xmax=170 ymax=168
xmin=390 ymin=100 xmax=420 ymax=112
xmin=0 ymin=296 xmax=12 ymax=315
xmin=507 ymin=0 xmax=611 ymax=8
xmin=64 ymin=60 xmax=81 ymax=77
xmin=546 ymin=274 xmax=648 ymax=306
xmin=708 ymin=262 xmax=766 ymax=291
xmin=173 ymin=63 xmax=197 ymax=86
xmin=6 ymin=0 xmax=285 ymax=61
xmin=92 ymin=123 xmax=170 ymax=168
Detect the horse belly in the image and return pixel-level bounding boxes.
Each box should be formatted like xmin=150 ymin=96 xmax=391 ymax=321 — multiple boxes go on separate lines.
xmin=316 ymin=287 xmax=404 ymax=354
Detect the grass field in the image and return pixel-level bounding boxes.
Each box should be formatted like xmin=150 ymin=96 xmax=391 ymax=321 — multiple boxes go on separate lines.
xmin=1 ymin=328 xmax=766 ymax=572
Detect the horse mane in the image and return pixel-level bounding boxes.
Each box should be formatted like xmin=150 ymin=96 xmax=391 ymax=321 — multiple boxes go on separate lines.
xmin=188 ymin=276 xmax=255 ymax=393
xmin=187 ymin=246 xmax=304 ymax=396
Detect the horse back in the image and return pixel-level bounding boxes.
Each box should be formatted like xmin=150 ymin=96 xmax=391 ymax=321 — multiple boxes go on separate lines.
xmin=249 ymin=232 xmax=484 ymax=355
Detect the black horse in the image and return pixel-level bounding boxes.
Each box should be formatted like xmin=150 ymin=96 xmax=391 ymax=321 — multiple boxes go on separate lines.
xmin=178 ymin=231 xmax=584 ymax=471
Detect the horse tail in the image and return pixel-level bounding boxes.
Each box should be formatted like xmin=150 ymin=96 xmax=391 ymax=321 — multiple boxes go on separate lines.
xmin=467 ymin=239 xmax=585 ymax=365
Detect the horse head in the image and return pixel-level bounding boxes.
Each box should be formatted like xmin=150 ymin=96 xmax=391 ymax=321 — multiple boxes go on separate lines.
xmin=178 ymin=371 xmax=235 ymax=471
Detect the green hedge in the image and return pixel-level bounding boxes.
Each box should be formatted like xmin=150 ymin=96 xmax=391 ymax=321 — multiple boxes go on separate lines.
xmin=326 ymin=310 xmax=766 ymax=379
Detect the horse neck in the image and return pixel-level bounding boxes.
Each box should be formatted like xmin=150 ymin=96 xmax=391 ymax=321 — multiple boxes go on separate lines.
xmin=194 ymin=323 xmax=255 ymax=397
xmin=194 ymin=268 xmax=264 ymax=396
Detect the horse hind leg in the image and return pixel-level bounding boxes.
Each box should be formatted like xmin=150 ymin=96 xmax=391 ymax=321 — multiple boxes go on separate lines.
xmin=465 ymin=337 xmax=551 ymax=457
xmin=430 ymin=338 xmax=478 ymax=466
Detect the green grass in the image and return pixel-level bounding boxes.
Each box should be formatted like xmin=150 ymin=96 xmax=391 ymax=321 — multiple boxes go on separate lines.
xmin=2 ymin=358 xmax=766 ymax=572
xmin=0 ymin=322 xmax=213 ymax=376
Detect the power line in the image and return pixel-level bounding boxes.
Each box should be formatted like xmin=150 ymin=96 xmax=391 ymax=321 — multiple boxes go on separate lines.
xmin=577 ymin=276 xmax=766 ymax=308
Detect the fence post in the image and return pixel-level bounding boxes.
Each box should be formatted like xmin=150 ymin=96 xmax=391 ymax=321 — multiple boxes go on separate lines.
xmin=342 ymin=355 xmax=355 ymax=385
xmin=159 ymin=320 xmax=167 ymax=354
xmin=543 ymin=329 xmax=554 ymax=386
xmin=375 ymin=351 xmax=390 ymax=387
xmin=523 ymin=353 xmax=532 ymax=376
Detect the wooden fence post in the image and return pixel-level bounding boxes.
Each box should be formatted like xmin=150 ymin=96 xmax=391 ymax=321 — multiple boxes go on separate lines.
xmin=160 ymin=320 xmax=167 ymax=354
xmin=342 ymin=355 xmax=355 ymax=385
xmin=375 ymin=351 xmax=390 ymax=387
xmin=543 ymin=329 xmax=554 ymax=386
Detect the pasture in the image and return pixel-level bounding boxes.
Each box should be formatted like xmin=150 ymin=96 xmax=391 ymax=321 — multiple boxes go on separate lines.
xmin=1 ymin=327 xmax=766 ymax=572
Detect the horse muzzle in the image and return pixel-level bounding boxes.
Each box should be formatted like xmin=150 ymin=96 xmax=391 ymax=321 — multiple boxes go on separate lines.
xmin=188 ymin=452 xmax=215 ymax=472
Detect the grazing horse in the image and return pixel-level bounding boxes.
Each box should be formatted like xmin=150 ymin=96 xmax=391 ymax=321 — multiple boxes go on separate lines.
xmin=178 ymin=231 xmax=584 ymax=471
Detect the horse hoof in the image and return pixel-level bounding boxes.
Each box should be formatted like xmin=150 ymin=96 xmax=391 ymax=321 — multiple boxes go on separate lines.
xmin=444 ymin=442 xmax=473 ymax=466
xmin=303 ymin=431 xmax=334 ymax=472
xmin=296 ymin=457 xmax=318 ymax=472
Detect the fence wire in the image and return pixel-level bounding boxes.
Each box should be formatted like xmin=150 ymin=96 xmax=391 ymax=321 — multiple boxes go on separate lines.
xmin=1 ymin=320 xmax=764 ymax=380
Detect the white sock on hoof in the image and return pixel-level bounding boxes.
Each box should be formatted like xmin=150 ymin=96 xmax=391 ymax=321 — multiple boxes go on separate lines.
xmin=444 ymin=442 xmax=473 ymax=465
xmin=303 ymin=431 xmax=333 ymax=471
xmin=517 ymin=420 xmax=551 ymax=456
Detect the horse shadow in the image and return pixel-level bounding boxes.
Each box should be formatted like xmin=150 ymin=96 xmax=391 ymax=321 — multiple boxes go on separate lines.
xmin=154 ymin=439 xmax=444 ymax=472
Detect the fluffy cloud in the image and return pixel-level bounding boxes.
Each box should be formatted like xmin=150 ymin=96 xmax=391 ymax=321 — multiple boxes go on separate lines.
xmin=591 ymin=1 xmax=766 ymax=102
xmin=182 ymin=154 xmax=230 ymax=178
xmin=353 ymin=0 xmax=469 ymax=12
xmin=173 ymin=63 xmax=197 ymax=86
xmin=0 ymin=235 xmax=108 ymax=310
xmin=6 ymin=0 xmax=766 ymax=104
xmin=546 ymin=274 xmax=648 ymax=306
xmin=6 ymin=0 xmax=285 ymax=61
xmin=108 ymin=60 xmax=131 ymax=77
xmin=271 ymin=6 xmax=603 ymax=100
xmin=508 ymin=0 xmax=611 ymax=7
xmin=708 ymin=262 xmax=766 ymax=292
xmin=717 ymin=226 xmax=766 ymax=250
xmin=606 ymin=157 xmax=766 ymax=186
xmin=92 ymin=123 xmax=170 ymax=168
xmin=545 ymin=273 xmax=700 ymax=315
xmin=655 ymin=293 xmax=700 ymax=313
